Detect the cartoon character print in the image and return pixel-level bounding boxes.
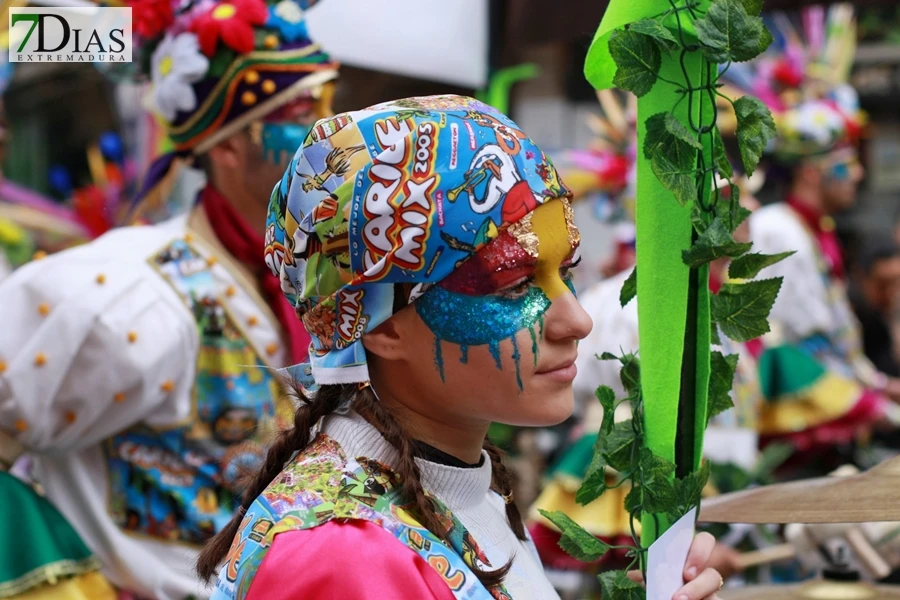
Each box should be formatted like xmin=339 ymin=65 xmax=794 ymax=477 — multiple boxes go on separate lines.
xmin=299 ymin=144 xmax=367 ymax=193
xmin=264 ymin=222 xmax=286 ymax=280
xmin=114 ymin=241 xmax=287 ymax=546
xmin=381 ymin=95 xmax=487 ymax=113
xmin=338 ymin=456 xmax=396 ymax=507
xmin=462 ymin=110 xmax=527 ymax=156
xmin=302 ymin=296 xmax=337 ymax=352
xmin=449 ymin=143 xmax=542 ymax=225
xmin=305 ymin=113 xmax=354 ymax=147
xmin=210 ymin=434 xmax=504 ymax=600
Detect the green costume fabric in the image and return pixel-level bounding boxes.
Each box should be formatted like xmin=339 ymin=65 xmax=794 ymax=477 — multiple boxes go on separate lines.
xmin=0 ymin=473 xmax=98 ymax=597
xmin=585 ymin=0 xmax=713 ymax=545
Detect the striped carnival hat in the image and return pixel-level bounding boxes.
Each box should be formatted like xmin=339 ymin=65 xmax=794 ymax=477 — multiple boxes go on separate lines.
xmin=130 ymin=0 xmax=338 ymax=206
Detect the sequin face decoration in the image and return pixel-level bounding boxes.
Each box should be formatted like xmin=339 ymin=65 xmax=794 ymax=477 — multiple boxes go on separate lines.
xmin=416 ymin=198 xmax=579 ymax=387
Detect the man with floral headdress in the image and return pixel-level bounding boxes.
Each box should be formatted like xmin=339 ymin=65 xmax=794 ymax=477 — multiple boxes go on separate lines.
xmin=735 ymin=5 xmax=899 ymax=461
xmin=0 ymin=0 xmax=337 ymax=596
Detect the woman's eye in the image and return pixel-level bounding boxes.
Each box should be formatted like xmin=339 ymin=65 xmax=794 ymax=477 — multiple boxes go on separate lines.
xmin=561 ymin=256 xmax=583 ymax=281
xmin=497 ymin=276 xmax=535 ymax=299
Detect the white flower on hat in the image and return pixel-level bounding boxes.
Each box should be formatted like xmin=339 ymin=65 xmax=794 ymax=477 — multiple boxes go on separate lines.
xmin=150 ymin=33 xmax=209 ymax=122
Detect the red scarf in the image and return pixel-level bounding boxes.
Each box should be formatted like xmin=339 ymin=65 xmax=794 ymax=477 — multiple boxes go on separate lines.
xmin=201 ymin=185 xmax=310 ymax=364
xmin=787 ymin=195 xmax=845 ymax=281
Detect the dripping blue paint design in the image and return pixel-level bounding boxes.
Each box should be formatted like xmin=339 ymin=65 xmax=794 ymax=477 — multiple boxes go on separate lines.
xmin=415 ymin=285 xmax=551 ymax=389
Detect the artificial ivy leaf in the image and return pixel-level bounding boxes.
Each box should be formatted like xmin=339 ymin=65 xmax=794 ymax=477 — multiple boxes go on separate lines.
xmin=644 ymin=113 xmax=700 ymax=206
xmin=624 ymin=485 xmax=642 ymax=519
xmin=707 ymin=351 xmax=738 ymax=423
xmin=644 ymin=113 xmax=702 ymax=160
xmin=639 ymin=448 xmax=678 ymax=514
xmin=695 ymin=0 xmax=772 ymax=63
xmin=620 ymin=267 xmax=637 ymax=307
xmin=651 ymin=154 xmax=698 ymax=206
xmin=712 ymin=127 xmax=733 ymax=179
xmin=599 ymin=352 xmax=619 ymax=361
xmin=538 ymin=510 xmax=612 ymax=562
xmin=596 ymin=385 xmax=618 ymax=435
xmin=682 ymin=217 xmax=753 ymax=268
xmin=714 ymin=194 xmax=752 ymax=234
xmin=729 ymin=251 xmax=795 ymax=280
xmin=629 ymin=18 xmax=679 ymax=52
xmin=734 ymin=95 xmax=777 ymax=176
xmin=603 ymin=420 xmax=637 ymax=472
xmin=598 ymin=570 xmax=645 ymax=600
xmin=618 ymin=353 xmax=641 ymax=399
xmin=670 ymin=460 xmax=711 ymax=520
xmin=711 ymin=278 xmax=783 ymax=342
xmin=609 ymin=29 xmax=661 ymax=97
xmin=711 ymin=321 xmax=722 ymax=345
xmin=577 ymin=440 xmax=608 ymax=505
xmin=740 ymin=0 xmax=763 ymax=16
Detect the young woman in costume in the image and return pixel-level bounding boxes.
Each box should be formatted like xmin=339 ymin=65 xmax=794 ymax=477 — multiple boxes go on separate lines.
xmin=197 ymin=96 xmax=726 ymax=600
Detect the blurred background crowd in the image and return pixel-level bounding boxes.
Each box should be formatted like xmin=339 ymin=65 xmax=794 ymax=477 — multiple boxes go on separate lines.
xmin=4 ymin=0 xmax=900 ymax=599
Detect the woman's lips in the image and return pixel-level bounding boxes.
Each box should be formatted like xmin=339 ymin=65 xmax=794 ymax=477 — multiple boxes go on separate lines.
xmin=535 ymin=361 xmax=578 ymax=383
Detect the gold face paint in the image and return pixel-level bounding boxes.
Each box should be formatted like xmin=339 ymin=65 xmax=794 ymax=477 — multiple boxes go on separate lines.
xmin=529 ymin=197 xmax=579 ymax=300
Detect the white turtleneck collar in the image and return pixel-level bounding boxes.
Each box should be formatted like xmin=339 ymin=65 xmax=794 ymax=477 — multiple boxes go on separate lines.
xmin=321 ymin=410 xmax=492 ymax=512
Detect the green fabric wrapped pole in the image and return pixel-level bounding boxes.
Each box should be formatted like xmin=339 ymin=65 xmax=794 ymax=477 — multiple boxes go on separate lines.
xmin=585 ymin=0 xmax=712 ymax=547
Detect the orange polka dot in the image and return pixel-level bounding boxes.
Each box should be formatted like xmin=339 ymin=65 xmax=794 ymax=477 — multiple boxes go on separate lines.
xmin=96 ymin=274 xmax=106 ymax=285
xmin=244 ymin=70 xmax=260 ymax=85
xmin=161 ymin=380 xmax=175 ymax=393
xmin=15 ymin=419 xmax=28 ymax=432
xmin=206 ymin=256 xmax=218 ymax=267
xmin=247 ymin=316 xmax=259 ymax=327
xmin=241 ymin=91 xmax=257 ymax=106
xmin=262 ymin=79 xmax=276 ymax=95
xmin=184 ymin=233 xmax=194 ymax=243
xmin=65 ymin=411 xmax=76 ymax=424
xmin=0 ymin=361 xmax=7 ymax=374
xmin=225 ymin=286 xmax=236 ymax=298
xmin=114 ymin=392 xmax=126 ymax=403
xmin=34 ymin=353 xmax=47 ymax=367
xmin=266 ymin=343 xmax=278 ymax=356
xmin=32 ymin=251 xmax=48 ymax=261
xmin=38 ymin=303 xmax=50 ymax=316
xmin=264 ymin=34 xmax=278 ymax=49
xmin=127 ymin=331 xmax=138 ymax=343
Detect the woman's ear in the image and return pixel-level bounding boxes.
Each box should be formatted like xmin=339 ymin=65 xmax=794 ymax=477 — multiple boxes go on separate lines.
xmin=361 ymin=311 xmax=410 ymax=361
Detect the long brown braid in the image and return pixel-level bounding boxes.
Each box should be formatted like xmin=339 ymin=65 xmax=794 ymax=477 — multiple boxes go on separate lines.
xmin=197 ymin=384 xmax=528 ymax=590
xmin=352 ymin=388 xmax=519 ymax=588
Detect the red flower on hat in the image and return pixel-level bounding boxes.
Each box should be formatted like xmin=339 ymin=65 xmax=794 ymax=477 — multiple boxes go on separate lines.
xmin=190 ymin=0 xmax=268 ymax=57
xmin=131 ymin=0 xmax=174 ymax=40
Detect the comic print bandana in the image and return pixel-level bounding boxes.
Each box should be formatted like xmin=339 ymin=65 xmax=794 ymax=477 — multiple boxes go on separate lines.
xmin=265 ymin=95 xmax=570 ymax=386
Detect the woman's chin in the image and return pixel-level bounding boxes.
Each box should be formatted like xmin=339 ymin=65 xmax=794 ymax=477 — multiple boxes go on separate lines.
xmin=501 ymin=388 xmax=574 ymax=427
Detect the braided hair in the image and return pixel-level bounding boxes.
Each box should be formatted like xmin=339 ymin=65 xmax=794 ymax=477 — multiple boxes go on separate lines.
xmin=196 ymin=383 xmax=527 ymax=589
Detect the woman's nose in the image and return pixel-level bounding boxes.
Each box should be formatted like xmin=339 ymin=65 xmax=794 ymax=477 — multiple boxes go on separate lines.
xmin=543 ymin=292 xmax=593 ymax=342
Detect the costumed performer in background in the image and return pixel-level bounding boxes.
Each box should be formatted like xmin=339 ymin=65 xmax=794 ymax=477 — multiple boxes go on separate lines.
xmin=729 ymin=4 xmax=898 ymax=467
xmin=0 ymin=0 xmax=337 ymax=596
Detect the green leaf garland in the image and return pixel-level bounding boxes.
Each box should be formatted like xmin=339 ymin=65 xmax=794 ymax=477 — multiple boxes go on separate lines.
xmin=729 ymin=251 xmax=795 ymax=279
xmin=711 ymin=278 xmax=783 ymax=342
xmin=610 ymin=29 xmax=662 ymax=97
xmin=538 ymin=510 xmax=612 ymax=562
xmin=695 ymin=0 xmax=773 ymax=63
xmin=734 ymin=95 xmax=778 ymax=176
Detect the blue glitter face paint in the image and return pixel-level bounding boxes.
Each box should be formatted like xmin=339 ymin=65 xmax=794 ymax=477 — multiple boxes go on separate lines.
xmin=260 ymin=122 xmax=313 ymax=166
xmin=416 ymin=285 xmax=551 ymax=348
xmin=418 ymin=198 xmax=579 ymax=387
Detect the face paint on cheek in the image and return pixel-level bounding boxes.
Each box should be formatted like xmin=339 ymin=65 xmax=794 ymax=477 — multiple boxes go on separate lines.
xmin=415 ymin=286 xmax=550 ymax=389
xmin=511 ymin=198 xmax=580 ymax=300
xmin=258 ymin=122 xmax=313 ymax=166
